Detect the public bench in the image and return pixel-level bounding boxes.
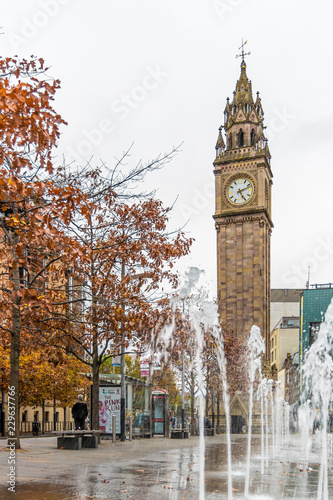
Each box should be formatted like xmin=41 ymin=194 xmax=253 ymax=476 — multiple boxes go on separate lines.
xmin=171 ymin=425 xmax=189 ymax=439
xmin=52 ymin=430 xmax=101 ymax=450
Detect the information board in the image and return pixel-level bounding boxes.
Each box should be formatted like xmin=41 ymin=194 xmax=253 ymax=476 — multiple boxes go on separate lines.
xmin=99 ymin=386 xmax=121 ymax=434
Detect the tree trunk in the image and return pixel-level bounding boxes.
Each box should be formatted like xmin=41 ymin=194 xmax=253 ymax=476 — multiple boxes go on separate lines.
xmin=216 ymin=391 xmax=220 ymax=434
xmin=9 ymin=260 xmax=21 ymax=449
xmin=205 ymin=372 xmax=209 ymax=417
xmin=91 ymin=304 xmax=100 ymax=433
xmin=190 ymin=369 xmax=195 ymax=435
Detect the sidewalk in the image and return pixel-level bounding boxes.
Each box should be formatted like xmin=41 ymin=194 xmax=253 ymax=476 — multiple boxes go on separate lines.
xmin=0 ymin=433 xmax=332 ymax=499
xmin=1 ymin=434 xmax=212 ymax=500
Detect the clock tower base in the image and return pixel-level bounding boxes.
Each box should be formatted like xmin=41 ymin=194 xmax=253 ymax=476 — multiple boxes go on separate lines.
xmin=215 ymin=212 xmax=271 ymax=352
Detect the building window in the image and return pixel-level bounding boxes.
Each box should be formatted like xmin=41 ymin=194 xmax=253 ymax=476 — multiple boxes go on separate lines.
xmin=22 ymin=410 xmax=27 ymax=422
xmin=238 ymin=129 xmax=244 ymax=147
xmin=45 ymin=411 xmax=49 ymax=422
xmin=250 ymin=129 xmax=255 ymax=145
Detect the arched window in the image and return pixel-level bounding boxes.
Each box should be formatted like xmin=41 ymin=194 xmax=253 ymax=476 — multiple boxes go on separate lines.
xmin=250 ymin=129 xmax=255 ymax=146
xmin=228 ymin=135 xmax=232 ymax=149
xmin=238 ymin=129 xmax=244 ymax=147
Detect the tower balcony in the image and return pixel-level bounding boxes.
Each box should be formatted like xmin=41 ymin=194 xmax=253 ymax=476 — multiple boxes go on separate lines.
xmin=216 ymin=145 xmax=269 ymax=165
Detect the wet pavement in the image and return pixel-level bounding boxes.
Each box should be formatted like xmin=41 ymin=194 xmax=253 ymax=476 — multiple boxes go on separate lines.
xmin=1 ymin=433 xmax=333 ymax=499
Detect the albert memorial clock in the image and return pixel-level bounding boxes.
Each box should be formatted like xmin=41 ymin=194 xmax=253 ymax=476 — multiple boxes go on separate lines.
xmin=213 ymin=49 xmax=273 ymax=357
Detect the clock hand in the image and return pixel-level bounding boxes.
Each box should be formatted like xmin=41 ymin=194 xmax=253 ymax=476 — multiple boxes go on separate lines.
xmin=237 ymin=189 xmax=246 ymax=200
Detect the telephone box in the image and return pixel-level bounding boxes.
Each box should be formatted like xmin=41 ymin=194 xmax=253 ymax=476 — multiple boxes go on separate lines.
xmin=152 ymin=389 xmax=169 ymax=437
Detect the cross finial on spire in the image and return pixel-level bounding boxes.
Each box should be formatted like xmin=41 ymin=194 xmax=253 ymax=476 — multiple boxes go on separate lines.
xmin=236 ymin=39 xmax=251 ymax=62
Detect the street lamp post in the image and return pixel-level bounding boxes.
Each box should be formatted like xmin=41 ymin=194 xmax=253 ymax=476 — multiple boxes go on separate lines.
xmin=120 ymin=258 xmax=126 ymax=442
xmin=120 ymin=336 xmax=126 ymax=442
xmin=181 ymin=349 xmax=185 ymax=437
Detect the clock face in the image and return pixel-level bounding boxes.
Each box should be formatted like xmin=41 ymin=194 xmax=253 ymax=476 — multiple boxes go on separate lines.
xmin=227 ymin=177 xmax=254 ymax=205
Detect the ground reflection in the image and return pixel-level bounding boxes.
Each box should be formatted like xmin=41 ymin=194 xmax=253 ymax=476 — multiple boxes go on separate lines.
xmin=1 ymin=436 xmax=332 ymax=499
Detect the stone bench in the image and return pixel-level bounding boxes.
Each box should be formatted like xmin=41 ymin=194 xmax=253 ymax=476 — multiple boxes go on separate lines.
xmin=171 ymin=429 xmax=189 ymax=439
xmin=52 ymin=430 xmax=101 ymax=450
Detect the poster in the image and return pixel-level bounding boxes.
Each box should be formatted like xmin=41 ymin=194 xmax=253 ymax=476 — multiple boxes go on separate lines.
xmin=99 ymin=386 xmax=121 ymax=434
xmin=140 ymin=360 xmax=150 ymax=377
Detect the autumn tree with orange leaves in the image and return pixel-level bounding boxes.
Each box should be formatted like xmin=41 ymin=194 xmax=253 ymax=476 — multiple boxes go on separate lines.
xmin=0 ymin=54 xmax=192 ymax=446
xmin=41 ymin=167 xmax=193 ymax=432
xmin=0 ymin=56 xmax=93 ymax=448
xmin=0 ymin=347 xmax=88 ymax=409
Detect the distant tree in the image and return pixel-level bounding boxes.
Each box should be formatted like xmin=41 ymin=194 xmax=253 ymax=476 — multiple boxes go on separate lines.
xmin=223 ymin=331 xmax=249 ymax=394
xmin=152 ymin=366 xmax=180 ymax=408
xmin=125 ymin=355 xmax=142 ymax=379
xmin=99 ymin=355 xmax=141 ymax=377
xmin=0 ymin=346 xmax=88 ymax=408
xmin=152 ymin=298 xmax=200 ymax=434
xmin=152 ymin=293 xmax=248 ymax=433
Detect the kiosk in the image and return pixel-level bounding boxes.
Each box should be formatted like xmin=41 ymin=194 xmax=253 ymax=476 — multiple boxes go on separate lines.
xmin=152 ymin=389 xmax=169 ymax=437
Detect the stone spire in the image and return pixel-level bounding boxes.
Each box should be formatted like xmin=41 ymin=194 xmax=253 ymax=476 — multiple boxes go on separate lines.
xmin=214 ymin=52 xmax=270 ymax=159
xmin=233 ymin=60 xmax=254 ymax=108
xmin=215 ymin=126 xmax=225 ymax=158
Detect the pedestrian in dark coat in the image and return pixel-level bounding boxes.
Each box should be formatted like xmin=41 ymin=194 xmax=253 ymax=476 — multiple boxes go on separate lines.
xmin=72 ymin=394 xmax=88 ymax=430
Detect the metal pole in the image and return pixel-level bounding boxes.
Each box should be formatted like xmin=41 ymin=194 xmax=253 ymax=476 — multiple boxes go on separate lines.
xmin=42 ymin=400 xmax=45 ymax=435
xmin=181 ymin=299 xmax=185 ymax=438
xmin=89 ymin=385 xmax=93 ymax=432
xmin=212 ymin=387 xmax=215 ymax=436
xmin=129 ymin=415 xmax=133 ymax=441
xmin=120 ymin=257 xmax=126 ymax=442
xmin=53 ymin=397 xmax=57 ymax=431
xmin=120 ymin=340 xmax=126 ymax=441
xmin=181 ymin=349 xmax=185 ymax=437
xmin=149 ymin=363 xmax=153 ymax=438
xmin=112 ymin=415 xmax=117 ymax=443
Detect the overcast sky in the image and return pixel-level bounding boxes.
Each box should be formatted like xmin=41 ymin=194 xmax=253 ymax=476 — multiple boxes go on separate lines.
xmin=2 ymin=0 xmax=333 ymax=296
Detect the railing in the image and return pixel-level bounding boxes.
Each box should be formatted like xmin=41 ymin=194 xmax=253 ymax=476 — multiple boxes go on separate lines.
xmin=2 ymin=420 xmax=74 ymax=434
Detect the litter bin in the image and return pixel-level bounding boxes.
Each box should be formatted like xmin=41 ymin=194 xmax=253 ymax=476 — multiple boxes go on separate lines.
xmin=32 ymin=422 xmax=41 ymax=436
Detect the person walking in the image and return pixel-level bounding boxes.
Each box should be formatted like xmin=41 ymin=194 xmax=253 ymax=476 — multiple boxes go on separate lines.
xmin=72 ymin=394 xmax=88 ymax=430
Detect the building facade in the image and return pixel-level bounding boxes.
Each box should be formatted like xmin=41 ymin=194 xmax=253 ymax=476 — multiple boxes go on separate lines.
xmin=271 ymin=289 xmax=303 ymax=332
xmin=213 ymin=54 xmax=273 ymax=355
xmin=299 ymin=284 xmax=333 ymax=388
xmin=270 ymin=316 xmax=299 ymax=371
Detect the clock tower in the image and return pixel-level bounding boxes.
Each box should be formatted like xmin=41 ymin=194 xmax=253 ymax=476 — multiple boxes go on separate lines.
xmin=213 ymin=52 xmax=273 ymax=355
